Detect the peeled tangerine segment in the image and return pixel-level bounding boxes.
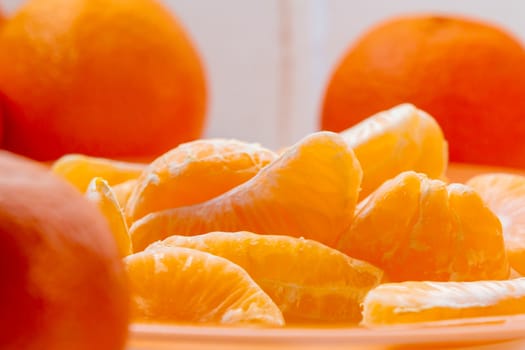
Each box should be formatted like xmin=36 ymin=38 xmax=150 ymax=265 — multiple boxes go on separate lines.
xmin=362 ymin=278 xmax=525 ymax=326
xmin=52 ymin=154 xmax=145 ymax=192
xmin=467 ymin=173 xmax=525 ymax=276
xmin=130 ymin=131 xmax=363 ymax=252
xmin=85 ymin=177 xmax=132 ymax=257
xmin=338 ymin=171 xmax=509 ymax=282
xmin=149 ymin=231 xmax=384 ymax=323
xmin=124 ymin=246 xmax=284 ymax=326
xmin=340 ymin=103 xmax=448 ymax=199
xmin=125 ymin=138 xmax=277 ymax=223
xmin=112 ymin=179 xmax=137 ymax=209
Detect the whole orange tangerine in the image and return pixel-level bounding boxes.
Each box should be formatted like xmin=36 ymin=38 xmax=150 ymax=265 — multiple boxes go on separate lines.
xmin=0 ymin=0 xmax=206 ymax=161
xmin=0 ymin=151 xmax=129 ymax=349
xmin=321 ymin=14 xmax=525 ymax=168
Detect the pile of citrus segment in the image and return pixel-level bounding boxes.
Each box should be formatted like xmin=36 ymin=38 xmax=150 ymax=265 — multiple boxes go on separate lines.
xmin=52 ymin=103 xmax=525 ymax=327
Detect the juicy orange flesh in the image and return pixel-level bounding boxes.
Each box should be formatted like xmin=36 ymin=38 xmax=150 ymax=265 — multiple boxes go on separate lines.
xmin=125 ymin=139 xmax=277 ymax=223
xmin=124 ymin=247 xmax=284 ymax=326
xmin=148 ymin=231 xmax=384 ymax=323
xmin=446 ymin=183 xmax=509 ymax=280
xmin=39 ymin=106 xmax=525 ymax=327
xmin=129 ymin=132 xmax=363 ymax=252
xmin=362 ymin=279 xmax=525 ymax=325
xmin=85 ymin=177 xmax=132 ymax=257
xmin=340 ymin=104 xmax=448 ymax=199
xmin=112 ymin=179 xmax=137 ymax=209
xmin=52 ymin=154 xmax=145 ymax=192
xmin=467 ymin=174 xmax=525 ymax=276
xmin=338 ymin=171 xmax=508 ymax=281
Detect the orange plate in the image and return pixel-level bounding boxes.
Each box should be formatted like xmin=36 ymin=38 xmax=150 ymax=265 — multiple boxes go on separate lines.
xmin=129 ymin=316 xmax=525 ymax=349
xmin=127 ymin=163 xmax=525 ymax=350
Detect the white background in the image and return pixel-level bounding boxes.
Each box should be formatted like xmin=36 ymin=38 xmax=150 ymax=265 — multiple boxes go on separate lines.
xmin=3 ymin=0 xmax=525 ymax=149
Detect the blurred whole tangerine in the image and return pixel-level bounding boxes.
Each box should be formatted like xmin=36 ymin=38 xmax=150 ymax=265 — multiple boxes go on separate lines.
xmin=0 ymin=0 xmax=207 ymax=161
xmin=0 ymin=4 xmax=3 ymax=147
xmin=0 ymin=150 xmax=129 ymax=350
xmin=321 ymin=14 xmax=525 ymax=168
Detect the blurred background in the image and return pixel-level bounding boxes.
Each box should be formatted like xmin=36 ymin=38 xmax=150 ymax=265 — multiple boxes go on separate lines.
xmin=4 ymin=0 xmax=525 ymax=149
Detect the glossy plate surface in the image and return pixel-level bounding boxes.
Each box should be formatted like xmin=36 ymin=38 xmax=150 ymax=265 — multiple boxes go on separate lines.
xmin=127 ymin=163 xmax=525 ymax=350
xmin=128 ymin=315 xmax=525 ymax=349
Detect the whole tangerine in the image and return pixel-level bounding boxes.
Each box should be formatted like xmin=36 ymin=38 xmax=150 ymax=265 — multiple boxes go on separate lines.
xmin=0 ymin=151 xmax=129 ymax=349
xmin=0 ymin=0 xmax=206 ymax=161
xmin=321 ymin=14 xmax=525 ymax=168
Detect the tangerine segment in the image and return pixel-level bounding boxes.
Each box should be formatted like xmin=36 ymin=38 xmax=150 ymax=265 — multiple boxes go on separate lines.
xmin=124 ymin=246 xmax=285 ymax=326
xmin=112 ymin=179 xmax=137 ymax=210
xmin=338 ymin=171 xmax=508 ymax=282
xmin=340 ymin=103 xmax=448 ymax=199
xmin=125 ymin=139 xmax=277 ymax=223
xmin=86 ymin=177 xmax=132 ymax=257
xmin=52 ymin=154 xmax=145 ymax=192
xmin=362 ymin=279 xmax=525 ymax=326
xmin=149 ymin=231 xmax=384 ymax=323
xmin=467 ymin=174 xmax=525 ymax=276
xmin=130 ymin=132 xmax=363 ymax=252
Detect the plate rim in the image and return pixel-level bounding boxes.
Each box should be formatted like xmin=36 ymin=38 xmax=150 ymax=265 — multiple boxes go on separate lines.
xmin=129 ymin=314 xmax=525 ymax=347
